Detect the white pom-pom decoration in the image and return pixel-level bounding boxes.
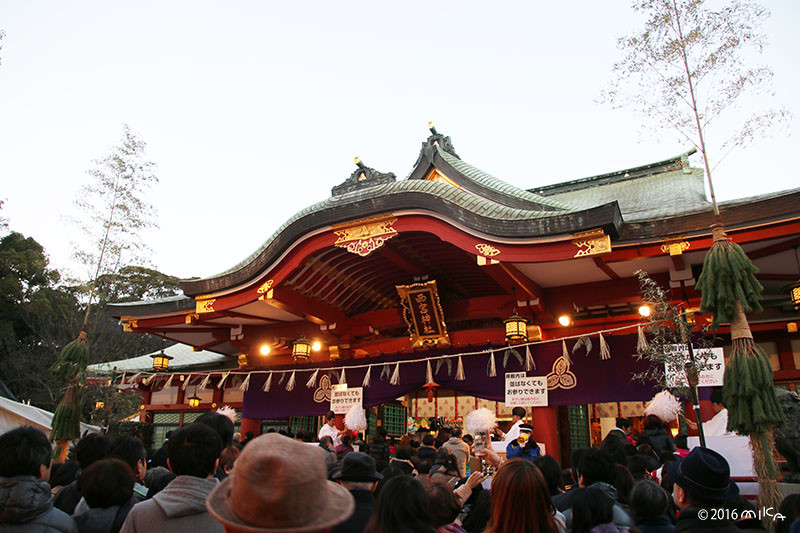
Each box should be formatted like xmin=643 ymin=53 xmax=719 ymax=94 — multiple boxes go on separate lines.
xmin=344 ymin=404 xmax=367 ymax=431
xmin=216 ymin=405 xmax=238 ymax=424
xmin=465 ymin=407 xmax=497 ymax=435
xmin=645 ymin=390 xmax=682 ymax=423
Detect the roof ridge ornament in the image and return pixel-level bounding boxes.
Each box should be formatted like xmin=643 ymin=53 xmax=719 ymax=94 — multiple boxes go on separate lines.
xmin=331 ymin=155 xmax=396 ymax=197
xmin=420 ymin=121 xmax=459 ymax=161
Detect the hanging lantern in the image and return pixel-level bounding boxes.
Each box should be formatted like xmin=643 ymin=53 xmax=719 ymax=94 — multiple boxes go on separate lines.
xmin=187 ymin=394 xmax=201 ymax=408
xmin=504 ymin=312 xmax=528 ymax=342
xmin=151 ymin=350 xmax=173 ymax=371
xmin=789 ymin=281 xmax=800 ymax=310
xmin=292 ymin=337 xmax=312 ymax=361
xmin=237 ymin=354 xmax=248 ymax=368
xmin=94 ymin=401 xmax=104 ymax=410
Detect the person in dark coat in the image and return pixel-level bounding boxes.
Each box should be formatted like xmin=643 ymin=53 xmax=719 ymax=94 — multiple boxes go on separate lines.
xmin=331 ymin=452 xmax=382 ymax=533
xmin=0 ymin=426 xmax=77 ymax=532
xmin=366 ymin=430 xmax=391 ymax=472
xmin=73 ymin=458 xmax=135 ymax=533
xmin=642 ymin=415 xmax=674 ymax=456
xmin=667 ymin=447 xmax=740 ymax=532
xmin=53 ymin=432 xmax=112 ymax=515
xmin=629 ymin=480 xmax=675 ymax=533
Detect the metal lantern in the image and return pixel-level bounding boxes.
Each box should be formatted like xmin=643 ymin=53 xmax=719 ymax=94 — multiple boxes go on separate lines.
xmin=504 ymin=312 xmax=529 ymax=342
xmin=237 ymin=354 xmax=248 ymax=368
xmin=151 ymin=350 xmax=173 ymax=371
xmin=95 ymin=401 xmax=105 ymax=410
xmin=292 ymin=337 xmax=312 ymax=361
xmin=187 ymin=394 xmax=201 ymax=408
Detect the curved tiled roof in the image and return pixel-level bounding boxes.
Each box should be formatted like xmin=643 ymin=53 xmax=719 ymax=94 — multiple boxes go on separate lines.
xmin=181 ymin=177 xmax=621 ymax=295
xmin=436 ymin=149 xmax=574 ymax=211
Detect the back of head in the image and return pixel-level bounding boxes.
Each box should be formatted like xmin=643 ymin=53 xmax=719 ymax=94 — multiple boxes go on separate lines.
xmin=578 ymin=448 xmax=616 ymax=486
xmin=570 ymin=487 xmax=614 ymax=533
xmin=425 ymin=481 xmax=460 ymax=527
xmin=168 ymin=423 xmax=223 ymax=477
xmin=613 ymin=464 xmax=635 ymax=505
xmin=629 ymin=479 xmax=669 ymax=519
xmin=81 ymin=458 xmax=135 ymax=509
xmin=144 ymin=465 xmax=171 ymax=487
xmin=196 ymin=411 xmax=235 ymax=447
xmin=450 ymin=427 xmax=462 ymax=439
xmin=710 ymin=387 xmax=725 ymax=406
xmin=49 ymin=461 xmax=80 ymax=488
xmin=412 ymin=456 xmax=433 ymax=475
xmin=626 ymin=455 xmax=648 ymax=480
xmin=110 ymin=435 xmax=146 ymax=473
xmin=644 ymin=415 xmax=664 ymax=430
xmin=75 ymin=433 xmax=112 ymax=470
xmin=220 ymin=445 xmax=240 ymax=472
xmin=366 ymin=475 xmax=434 ymax=533
xmin=486 ymin=459 xmax=555 ymax=533
xmin=462 ymin=489 xmax=491 ymax=533
xmin=0 ymin=426 xmax=52 ymax=478
xmin=422 ymin=434 xmax=434 ymax=447
xmin=777 ymin=494 xmax=800 ymax=533
xmin=570 ymin=448 xmax=589 ymax=471
xmin=342 ymin=434 xmax=351 ymax=446
xmin=674 ymin=433 xmax=688 ymax=450
xmin=511 ymin=407 xmax=526 ymax=419
xmin=616 ymin=417 xmax=632 ymax=430
xmin=533 ymin=455 xmax=563 ymax=496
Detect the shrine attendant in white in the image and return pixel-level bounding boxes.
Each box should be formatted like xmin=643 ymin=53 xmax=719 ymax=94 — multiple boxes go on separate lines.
xmin=318 ymin=410 xmax=343 ymax=446
xmin=500 ymin=407 xmax=527 ymax=447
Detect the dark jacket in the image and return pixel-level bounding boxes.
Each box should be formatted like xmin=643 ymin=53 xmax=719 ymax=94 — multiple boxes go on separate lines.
xmin=331 ymin=488 xmax=373 ymax=533
xmin=366 ymin=441 xmax=390 ymax=465
xmin=73 ymin=503 xmax=133 ymax=533
xmin=644 ymin=428 xmax=675 ymax=455
xmin=52 ymin=478 xmax=82 ymax=516
xmin=634 ymin=514 xmax=676 ymax=533
xmin=505 ymin=441 xmax=542 ymax=462
xmin=563 ymin=482 xmax=634 ymax=529
xmin=552 ymin=486 xmax=575 ymax=512
xmin=0 ymin=475 xmax=77 ymax=532
xmin=674 ymin=507 xmax=739 ymax=532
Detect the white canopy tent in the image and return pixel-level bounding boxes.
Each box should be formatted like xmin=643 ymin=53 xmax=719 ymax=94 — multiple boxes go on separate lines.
xmin=0 ymin=396 xmax=100 ymax=438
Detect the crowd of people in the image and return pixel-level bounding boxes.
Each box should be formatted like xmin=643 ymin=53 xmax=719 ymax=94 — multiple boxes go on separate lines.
xmin=2 ymin=406 xmax=800 ymax=533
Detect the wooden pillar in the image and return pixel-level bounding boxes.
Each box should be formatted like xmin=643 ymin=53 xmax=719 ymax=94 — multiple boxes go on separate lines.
xmin=531 ymin=406 xmax=559 ymax=458
xmin=240 ymin=418 xmax=261 ymax=440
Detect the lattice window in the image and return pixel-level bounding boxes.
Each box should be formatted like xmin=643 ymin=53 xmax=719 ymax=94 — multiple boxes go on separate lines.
xmin=383 ymin=404 xmax=407 ymax=436
xmin=568 ymin=405 xmax=590 ymax=452
xmin=182 ymin=412 xmax=203 ymax=424
xmin=152 ymin=412 xmax=181 ymax=448
xmin=260 ymin=419 xmax=289 ymax=435
xmin=290 ymin=416 xmax=316 ymax=436
xmin=368 ymin=409 xmax=377 ymax=437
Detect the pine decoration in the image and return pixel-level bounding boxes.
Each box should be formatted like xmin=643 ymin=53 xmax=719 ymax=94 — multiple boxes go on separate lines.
xmin=697 ymin=224 xmax=785 ymax=511
xmin=50 ymin=329 xmax=90 ymax=381
xmin=50 ymin=385 xmax=81 ymax=443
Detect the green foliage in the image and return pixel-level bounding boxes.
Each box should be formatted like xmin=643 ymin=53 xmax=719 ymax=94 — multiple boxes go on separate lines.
xmin=632 ymin=270 xmax=714 ymax=398
xmin=50 ymin=334 xmax=89 ymax=381
xmin=724 ymin=341 xmax=785 ymax=434
xmin=116 ymin=421 xmax=154 ymax=447
xmin=95 ymin=265 xmax=182 ymax=304
xmin=696 ymin=238 xmax=763 ymax=329
xmin=50 ymin=385 xmax=80 ymax=441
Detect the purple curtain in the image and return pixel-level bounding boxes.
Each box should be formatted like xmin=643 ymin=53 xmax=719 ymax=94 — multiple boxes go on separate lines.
xmin=242 ymin=333 xmax=657 ymax=419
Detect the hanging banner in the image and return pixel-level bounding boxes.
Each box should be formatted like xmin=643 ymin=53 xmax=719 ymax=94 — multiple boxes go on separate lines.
xmin=664 ymin=346 xmax=725 ymax=388
xmin=331 ymin=386 xmax=363 ymax=414
xmin=504 ymin=372 xmax=548 ymax=407
xmin=396 ymin=280 xmax=450 ymax=347
xmin=242 ymin=333 xmax=655 ymax=419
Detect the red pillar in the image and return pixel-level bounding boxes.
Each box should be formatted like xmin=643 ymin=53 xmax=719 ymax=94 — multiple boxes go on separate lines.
xmin=334 ymin=413 xmax=345 ymax=431
xmin=531 ymin=406 xmax=559 ymax=457
xmin=240 ymin=418 xmax=261 ymax=441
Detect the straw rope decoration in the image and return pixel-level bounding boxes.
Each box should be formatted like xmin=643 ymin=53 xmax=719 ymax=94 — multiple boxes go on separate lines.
xmin=339 ymin=368 xmax=347 ymax=385
xmin=598 ymin=332 xmax=611 ymax=360
xmin=637 ymin=325 xmax=648 ymax=352
xmin=562 ymin=341 xmax=571 ymax=365
xmin=197 ymin=373 xmax=211 ymax=390
xmin=455 ymin=356 xmax=465 ymax=381
xmin=116 ymin=323 xmax=650 ymax=397
xmin=306 ymin=369 xmax=319 ymax=389
xmin=285 ymin=371 xmax=296 ymax=391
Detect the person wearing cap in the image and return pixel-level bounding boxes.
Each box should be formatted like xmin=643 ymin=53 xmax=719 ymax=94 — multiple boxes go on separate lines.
xmin=330 ymin=452 xmax=383 ymax=533
xmin=667 ymin=446 xmax=740 ymax=532
xmin=120 ymin=423 xmax=223 ymax=533
xmin=206 ymin=432 xmax=355 ymax=533
xmin=505 ymin=423 xmax=542 ymax=462
xmin=319 ymin=411 xmax=345 ymax=447
xmin=499 ymin=407 xmax=527 ymax=447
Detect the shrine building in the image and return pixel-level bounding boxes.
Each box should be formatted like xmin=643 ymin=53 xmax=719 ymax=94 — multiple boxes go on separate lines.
xmin=107 ymin=125 xmax=800 ymax=464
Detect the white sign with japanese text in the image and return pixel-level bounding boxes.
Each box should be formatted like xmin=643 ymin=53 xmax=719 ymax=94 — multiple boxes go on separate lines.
xmin=330 ymin=386 xmax=363 ymax=414
xmin=505 ymin=372 xmax=548 ymax=407
xmin=664 ymin=345 xmax=725 ymax=388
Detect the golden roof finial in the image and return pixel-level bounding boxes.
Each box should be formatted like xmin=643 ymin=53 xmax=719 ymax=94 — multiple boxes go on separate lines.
xmin=353 ymin=155 xmax=361 ymax=165
xmin=427 ymin=121 xmax=435 ymax=130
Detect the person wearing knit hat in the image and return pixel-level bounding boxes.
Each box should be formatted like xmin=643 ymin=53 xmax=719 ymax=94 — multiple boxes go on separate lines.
xmin=206 ymin=433 xmax=354 ymax=532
